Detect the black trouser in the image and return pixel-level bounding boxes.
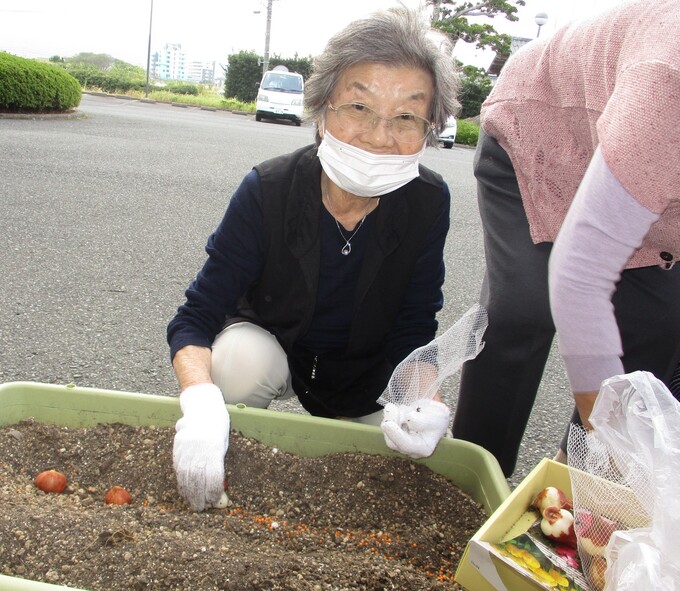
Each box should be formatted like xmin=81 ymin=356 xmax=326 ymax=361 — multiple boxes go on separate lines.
xmin=452 ymin=129 xmax=680 ymax=477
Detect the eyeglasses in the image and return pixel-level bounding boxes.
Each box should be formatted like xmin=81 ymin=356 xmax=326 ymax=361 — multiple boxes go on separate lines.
xmin=327 ymin=101 xmax=433 ymax=144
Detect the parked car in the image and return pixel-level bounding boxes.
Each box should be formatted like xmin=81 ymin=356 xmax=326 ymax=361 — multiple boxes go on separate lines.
xmin=437 ymin=117 xmax=457 ymax=149
xmin=255 ymin=66 xmax=304 ymax=126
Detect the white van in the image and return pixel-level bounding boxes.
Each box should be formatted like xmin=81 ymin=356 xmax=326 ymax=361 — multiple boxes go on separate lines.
xmin=255 ymin=65 xmax=304 ymax=126
xmin=437 ymin=117 xmax=458 ymax=149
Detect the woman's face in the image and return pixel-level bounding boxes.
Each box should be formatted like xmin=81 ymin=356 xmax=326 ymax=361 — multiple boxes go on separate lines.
xmin=324 ymin=62 xmax=434 ymax=156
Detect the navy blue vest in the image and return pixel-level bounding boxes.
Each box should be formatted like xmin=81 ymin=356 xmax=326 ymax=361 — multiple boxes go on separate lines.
xmin=235 ymin=145 xmax=445 ymax=417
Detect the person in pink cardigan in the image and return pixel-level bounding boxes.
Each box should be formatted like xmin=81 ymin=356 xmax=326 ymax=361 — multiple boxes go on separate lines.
xmin=452 ymin=0 xmax=680 ymax=476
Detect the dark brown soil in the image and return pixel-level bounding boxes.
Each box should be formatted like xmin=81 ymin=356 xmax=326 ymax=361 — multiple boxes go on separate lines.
xmin=0 ymin=420 xmax=485 ymax=591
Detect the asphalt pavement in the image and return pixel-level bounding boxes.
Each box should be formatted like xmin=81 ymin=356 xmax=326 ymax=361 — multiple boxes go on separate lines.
xmin=0 ymin=93 xmax=574 ymax=486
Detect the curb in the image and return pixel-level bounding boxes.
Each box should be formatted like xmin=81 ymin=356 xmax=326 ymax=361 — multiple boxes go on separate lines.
xmin=0 ymin=110 xmax=87 ymax=120
xmin=0 ymin=94 xmax=297 ymax=123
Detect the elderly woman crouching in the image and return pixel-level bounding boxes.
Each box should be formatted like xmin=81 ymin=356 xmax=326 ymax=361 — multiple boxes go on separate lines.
xmin=168 ymin=7 xmax=460 ymax=511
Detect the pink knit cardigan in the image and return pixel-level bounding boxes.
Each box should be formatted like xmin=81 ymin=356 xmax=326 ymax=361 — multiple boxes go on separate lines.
xmin=481 ymin=0 xmax=680 ymax=268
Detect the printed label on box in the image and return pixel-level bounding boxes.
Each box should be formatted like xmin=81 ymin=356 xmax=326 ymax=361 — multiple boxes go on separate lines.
xmin=481 ymin=518 xmax=590 ymax=591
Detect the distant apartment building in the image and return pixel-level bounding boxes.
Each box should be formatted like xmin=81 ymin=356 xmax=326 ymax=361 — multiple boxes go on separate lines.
xmin=151 ymin=43 xmax=187 ymax=81
xmin=150 ymin=43 xmax=217 ymax=84
xmin=185 ymin=60 xmax=216 ymax=84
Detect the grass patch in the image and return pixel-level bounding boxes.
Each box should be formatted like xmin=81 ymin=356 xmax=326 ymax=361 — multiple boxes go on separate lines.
xmin=85 ymin=86 xmax=254 ymax=112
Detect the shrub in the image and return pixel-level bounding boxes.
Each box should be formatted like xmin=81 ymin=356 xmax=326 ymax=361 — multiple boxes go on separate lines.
xmin=0 ymin=52 xmax=81 ymax=113
xmin=165 ymin=82 xmax=199 ymax=96
xmin=225 ymin=51 xmax=261 ymax=103
xmin=60 ymin=56 xmax=148 ymax=95
xmin=458 ymin=65 xmax=493 ymax=119
xmin=64 ymin=65 xmax=148 ymax=94
xmin=456 ymin=119 xmax=480 ymax=146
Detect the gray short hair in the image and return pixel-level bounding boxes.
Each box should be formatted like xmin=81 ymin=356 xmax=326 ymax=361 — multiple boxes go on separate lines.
xmin=305 ymin=6 xmax=460 ymax=147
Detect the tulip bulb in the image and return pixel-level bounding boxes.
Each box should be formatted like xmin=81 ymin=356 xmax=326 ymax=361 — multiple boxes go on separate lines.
xmin=105 ymin=486 xmax=132 ymax=505
xmin=34 ymin=470 xmax=68 ymax=494
xmin=575 ymin=509 xmax=619 ymax=556
xmin=532 ymin=486 xmax=572 ymax=514
xmin=586 ymin=555 xmax=607 ymax=591
xmin=213 ymin=491 xmax=230 ymax=509
xmin=540 ymin=506 xmax=577 ymax=548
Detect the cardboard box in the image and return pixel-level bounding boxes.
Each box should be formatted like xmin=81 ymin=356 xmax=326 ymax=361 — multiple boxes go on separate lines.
xmin=0 ymin=380 xmax=512 ymax=591
xmin=456 ymin=458 xmax=577 ymax=591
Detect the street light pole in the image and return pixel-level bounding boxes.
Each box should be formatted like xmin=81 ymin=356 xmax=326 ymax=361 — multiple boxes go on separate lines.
xmin=145 ymin=0 xmax=154 ymax=97
xmin=535 ymin=12 xmax=548 ymax=38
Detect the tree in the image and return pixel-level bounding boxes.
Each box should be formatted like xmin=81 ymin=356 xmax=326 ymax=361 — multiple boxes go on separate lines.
xmin=429 ymin=0 xmax=525 ymax=55
xmin=66 ymin=52 xmax=116 ymax=70
xmin=110 ymin=60 xmax=145 ymax=78
xmin=224 ymin=51 xmax=261 ymax=102
xmin=268 ymin=55 xmax=313 ymax=80
xmin=60 ymin=56 xmax=146 ymax=94
xmin=458 ymin=64 xmax=493 ymax=118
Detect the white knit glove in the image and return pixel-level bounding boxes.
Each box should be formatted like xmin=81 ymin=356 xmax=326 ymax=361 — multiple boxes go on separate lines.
xmin=380 ymin=398 xmax=450 ymax=459
xmin=173 ymin=383 xmax=230 ymax=511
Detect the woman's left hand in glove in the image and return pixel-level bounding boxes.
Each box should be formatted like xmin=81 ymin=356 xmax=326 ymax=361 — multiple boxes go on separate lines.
xmin=380 ymin=398 xmax=450 ymax=459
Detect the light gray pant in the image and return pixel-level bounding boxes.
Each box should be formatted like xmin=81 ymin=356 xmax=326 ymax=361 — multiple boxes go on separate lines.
xmin=210 ymin=322 xmax=384 ymax=426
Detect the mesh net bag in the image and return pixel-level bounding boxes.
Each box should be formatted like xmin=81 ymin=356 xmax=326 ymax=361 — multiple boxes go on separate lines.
xmin=567 ymin=371 xmax=680 ymax=591
xmin=378 ymin=303 xmax=487 ymax=406
xmin=567 ymin=425 xmax=651 ymax=591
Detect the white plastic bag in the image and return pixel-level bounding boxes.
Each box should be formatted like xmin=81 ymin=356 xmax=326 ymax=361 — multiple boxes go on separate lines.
xmin=567 ymin=371 xmax=680 ymax=590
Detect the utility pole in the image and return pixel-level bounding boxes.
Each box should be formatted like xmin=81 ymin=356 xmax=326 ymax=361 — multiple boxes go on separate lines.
xmin=431 ymin=0 xmax=441 ymax=23
xmin=262 ymin=0 xmax=273 ymax=76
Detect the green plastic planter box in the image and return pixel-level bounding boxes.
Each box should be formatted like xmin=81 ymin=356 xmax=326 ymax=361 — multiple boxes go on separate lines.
xmin=0 ymin=381 xmax=511 ymax=591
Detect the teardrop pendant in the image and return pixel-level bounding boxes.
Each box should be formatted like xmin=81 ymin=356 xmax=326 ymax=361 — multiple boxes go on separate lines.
xmin=324 ymin=188 xmax=377 ymax=257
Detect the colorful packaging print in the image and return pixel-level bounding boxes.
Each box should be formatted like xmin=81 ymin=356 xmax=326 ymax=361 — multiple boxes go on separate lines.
xmin=486 ymin=517 xmax=590 ymax=591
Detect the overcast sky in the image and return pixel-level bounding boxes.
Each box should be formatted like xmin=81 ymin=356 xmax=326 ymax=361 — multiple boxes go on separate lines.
xmin=0 ymin=0 xmax=622 ymax=69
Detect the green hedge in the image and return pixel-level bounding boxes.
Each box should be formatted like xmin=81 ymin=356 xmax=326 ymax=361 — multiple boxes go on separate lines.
xmin=64 ymin=67 xmax=201 ymax=97
xmin=0 ymin=52 xmax=81 ymax=113
xmin=64 ymin=65 xmax=147 ymax=94
xmin=165 ymin=82 xmax=199 ymax=96
xmin=456 ymin=120 xmax=480 ymax=146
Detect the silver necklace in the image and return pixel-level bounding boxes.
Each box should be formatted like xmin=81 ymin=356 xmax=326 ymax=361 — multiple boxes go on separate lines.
xmin=324 ymin=192 xmax=376 ymax=255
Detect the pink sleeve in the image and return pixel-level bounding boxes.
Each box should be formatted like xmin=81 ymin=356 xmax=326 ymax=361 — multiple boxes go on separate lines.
xmin=548 ymin=148 xmax=660 ymax=393
xmin=598 ymin=62 xmax=680 ymax=213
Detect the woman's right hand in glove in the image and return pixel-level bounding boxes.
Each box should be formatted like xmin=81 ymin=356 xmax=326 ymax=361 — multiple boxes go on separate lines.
xmin=173 ymin=383 xmax=230 ymax=511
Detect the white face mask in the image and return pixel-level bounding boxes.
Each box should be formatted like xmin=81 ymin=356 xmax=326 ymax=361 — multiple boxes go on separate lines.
xmin=317 ymin=130 xmax=426 ymax=197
